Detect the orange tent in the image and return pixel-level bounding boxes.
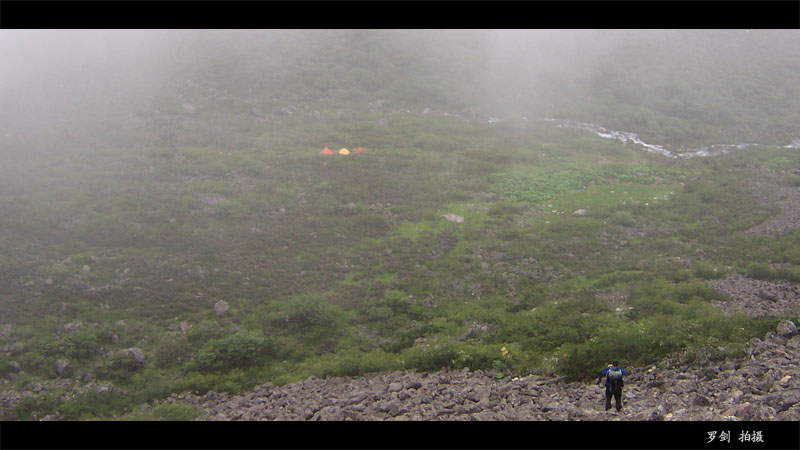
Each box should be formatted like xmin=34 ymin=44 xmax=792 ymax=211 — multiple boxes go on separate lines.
xmin=320 ymin=146 xmax=333 ymax=155
xmin=354 ymin=147 xmax=364 ymax=154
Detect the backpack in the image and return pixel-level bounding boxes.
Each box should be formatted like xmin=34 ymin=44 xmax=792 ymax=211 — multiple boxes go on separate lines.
xmin=606 ymin=367 xmax=624 ymax=391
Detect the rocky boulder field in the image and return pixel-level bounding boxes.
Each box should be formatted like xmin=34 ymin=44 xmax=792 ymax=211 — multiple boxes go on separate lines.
xmin=707 ymin=273 xmax=800 ymax=318
xmin=2 ymin=318 xmax=798 ymax=422
xmin=145 ymin=320 xmax=800 ymax=421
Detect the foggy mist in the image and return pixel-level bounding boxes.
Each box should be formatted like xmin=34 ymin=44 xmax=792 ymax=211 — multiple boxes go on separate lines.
xmin=3 ymin=30 xmax=797 ymax=136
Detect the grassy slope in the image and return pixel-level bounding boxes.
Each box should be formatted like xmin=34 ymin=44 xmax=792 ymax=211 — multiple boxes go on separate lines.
xmin=560 ymin=30 xmax=800 ymax=147
xmin=1 ymin=30 xmax=799 ymax=419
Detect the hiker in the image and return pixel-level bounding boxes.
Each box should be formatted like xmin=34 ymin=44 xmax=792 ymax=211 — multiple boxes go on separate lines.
xmin=600 ymin=360 xmax=627 ymax=412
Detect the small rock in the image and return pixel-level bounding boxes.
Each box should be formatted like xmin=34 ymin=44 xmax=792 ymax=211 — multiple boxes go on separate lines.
xmin=96 ymin=382 xmax=115 ymax=393
xmin=179 ymin=321 xmax=192 ymax=334
xmin=456 ymin=322 xmax=490 ymax=341
xmin=62 ymin=322 xmax=84 ymax=332
xmin=777 ymin=390 xmax=800 ymax=412
xmin=692 ymin=395 xmax=710 ymax=407
xmin=572 ymin=209 xmax=587 ymax=217
xmin=182 ymin=103 xmax=196 ymax=114
xmin=759 ymin=290 xmax=777 ymax=302
xmin=407 ymin=381 xmax=423 ymax=390
xmin=777 ymin=406 xmax=800 ymax=421
xmin=442 ymin=213 xmax=465 ymax=223
xmin=368 ymin=99 xmax=387 ymax=110
xmin=80 ymin=372 xmax=95 ymax=383
xmin=776 ymin=320 xmax=798 ymax=339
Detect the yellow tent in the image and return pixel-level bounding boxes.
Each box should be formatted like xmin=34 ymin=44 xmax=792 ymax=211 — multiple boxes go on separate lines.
xmin=338 ymin=148 xmax=350 ymax=155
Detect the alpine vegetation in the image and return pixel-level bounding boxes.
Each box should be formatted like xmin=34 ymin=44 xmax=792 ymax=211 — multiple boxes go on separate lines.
xmin=0 ymin=30 xmax=799 ymax=421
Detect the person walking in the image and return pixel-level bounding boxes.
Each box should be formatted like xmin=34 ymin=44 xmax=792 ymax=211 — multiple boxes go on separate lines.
xmin=601 ymin=360 xmax=627 ymax=412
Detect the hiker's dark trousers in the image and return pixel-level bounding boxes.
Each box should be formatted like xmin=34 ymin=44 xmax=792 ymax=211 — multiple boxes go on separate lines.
xmin=605 ymin=388 xmax=623 ymax=412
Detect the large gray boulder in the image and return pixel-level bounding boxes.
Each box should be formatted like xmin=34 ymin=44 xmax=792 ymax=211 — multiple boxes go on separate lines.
xmin=119 ymin=348 xmax=145 ymax=365
xmin=54 ymin=359 xmax=70 ymax=378
xmin=213 ymin=300 xmax=230 ymax=316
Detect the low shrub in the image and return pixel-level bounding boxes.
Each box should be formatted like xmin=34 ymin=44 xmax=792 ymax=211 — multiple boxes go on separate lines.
xmin=745 ymin=262 xmax=773 ymax=280
xmin=320 ymin=348 xmax=400 ymax=378
xmin=129 ymin=403 xmax=203 ymax=421
xmin=744 ymin=262 xmax=800 ymax=283
xmin=0 ymin=359 xmax=18 ymax=378
xmin=765 ymin=156 xmax=792 ymax=170
xmin=190 ymin=329 xmax=276 ymax=373
xmin=155 ymin=340 xmax=194 ymax=368
xmin=402 ymin=338 xmax=461 ymax=371
xmin=779 ymin=174 xmax=800 ymax=187
xmin=4 ymin=394 xmax=62 ymax=421
xmin=279 ymin=294 xmax=344 ymax=331
xmin=60 ymin=391 xmax=131 ymax=420
xmin=556 ymin=305 xmax=781 ymax=382
xmin=487 ymin=202 xmax=524 ymax=218
xmin=610 ymin=210 xmax=635 ymax=227
xmin=691 ymin=261 xmax=726 ymax=279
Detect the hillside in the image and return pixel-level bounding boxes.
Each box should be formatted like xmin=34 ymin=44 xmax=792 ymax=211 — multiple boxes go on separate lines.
xmin=130 ymin=320 xmax=800 ymax=421
xmin=0 ymin=30 xmax=799 ymax=421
